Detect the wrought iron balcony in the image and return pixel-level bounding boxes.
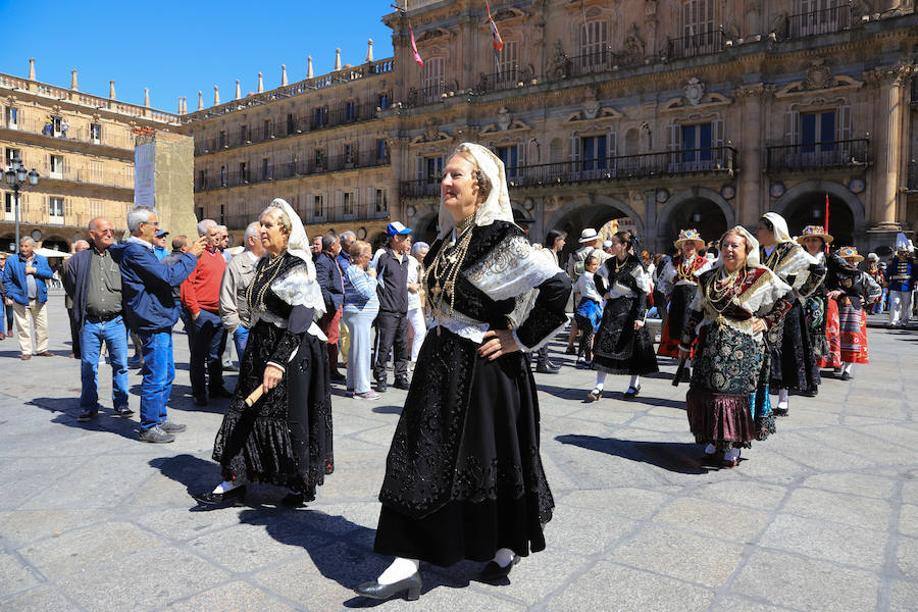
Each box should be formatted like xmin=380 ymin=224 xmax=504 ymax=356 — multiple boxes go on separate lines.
xmin=400 ymin=147 xmax=737 ymax=198
xmin=405 ymin=82 xmax=450 ymax=107
xmin=195 ymin=151 xmax=390 ymax=192
xmin=766 ymin=139 xmax=869 ymax=172
xmin=662 ymin=30 xmax=725 ymax=61
xmin=783 ymin=6 xmax=852 ymax=39
xmin=475 ymin=65 xmax=536 ymax=95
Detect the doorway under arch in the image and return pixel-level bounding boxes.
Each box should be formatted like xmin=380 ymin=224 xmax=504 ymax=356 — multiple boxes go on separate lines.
xmin=657 ymin=188 xmax=735 ymax=254
xmin=772 ymin=185 xmax=863 ymax=248
xmin=545 ymin=197 xmax=641 ymax=264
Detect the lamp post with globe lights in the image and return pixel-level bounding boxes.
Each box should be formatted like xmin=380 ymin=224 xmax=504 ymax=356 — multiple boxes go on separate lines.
xmin=4 ymin=156 xmax=39 ymax=253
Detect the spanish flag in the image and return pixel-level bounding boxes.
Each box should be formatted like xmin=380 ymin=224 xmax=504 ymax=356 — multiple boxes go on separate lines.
xmin=486 ymin=1 xmax=504 ymax=54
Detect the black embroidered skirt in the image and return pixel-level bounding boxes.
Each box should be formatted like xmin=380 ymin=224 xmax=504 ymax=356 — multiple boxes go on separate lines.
xmin=374 ymin=327 xmax=554 ymax=567
xmin=767 ymin=301 xmax=820 ymax=393
xmin=211 ymin=321 xmax=334 ymax=494
xmin=592 ymin=296 xmax=659 ymax=376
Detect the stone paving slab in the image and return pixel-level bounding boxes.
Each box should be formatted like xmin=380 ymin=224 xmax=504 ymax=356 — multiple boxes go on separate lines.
xmin=0 ymin=298 xmax=916 ymax=611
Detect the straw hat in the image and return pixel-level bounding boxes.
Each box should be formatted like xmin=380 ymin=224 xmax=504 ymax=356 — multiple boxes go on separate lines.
xmin=836 ymin=246 xmax=864 ymax=262
xmin=578 ymin=228 xmax=600 ymax=244
xmin=673 ymin=228 xmax=705 ymax=249
xmin=796 ymin=225 xmax=833 ymax=246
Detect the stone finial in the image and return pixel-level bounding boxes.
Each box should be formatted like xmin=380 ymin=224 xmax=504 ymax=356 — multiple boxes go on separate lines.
xmin=281 ymin=64 xmax=288 ymax=86
xmin=177 ymin=97 xmax=184 ymax=114
xmin=28 ymin=58 xmax=36 ymax=80
xmin=109 ymin=80 xmax=116 ymax=100
xmin=144 ymin=88 xmax=151 ymax=108
xmin=307 ymin=56 xmax=314 ymax=79
xmin=235 ymin=79 xmax=241 ymax=100
xmin=257 ymin=72 xmax=264 ymax=93
xmin=334 ymin=48 xmax=342 ymax=71
xmin=197 ymin=91 xmax=204 ymax=111
xmin=213 ymin=85 xmax=220 ymax=106
xmin=366 ymin=39 xmax=374 ymax=63
xmin=70 ymin=69 xmax=79 ymax=91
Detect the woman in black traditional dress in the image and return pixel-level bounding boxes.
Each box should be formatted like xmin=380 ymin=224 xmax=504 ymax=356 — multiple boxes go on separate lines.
xmin=354 ymin=143 xmax=571 ymax=602
xmin=586 ymin=230 xmax=658 ymax=401
xmin=195 ymin=198 xmax=333 ymax=508
xmin=756 ymin=212 xmax=825 ymax=414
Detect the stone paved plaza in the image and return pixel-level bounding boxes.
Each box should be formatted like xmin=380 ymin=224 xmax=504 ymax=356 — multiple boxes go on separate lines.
xmin=1 ymin=296 xmax=917 ymax=611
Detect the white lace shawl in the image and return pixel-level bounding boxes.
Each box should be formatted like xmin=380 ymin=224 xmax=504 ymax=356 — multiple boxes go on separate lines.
xmin=690 ymin=266 xmax=791 ymax=337
xmin=252 ymin=264 xmax=328 ymax=342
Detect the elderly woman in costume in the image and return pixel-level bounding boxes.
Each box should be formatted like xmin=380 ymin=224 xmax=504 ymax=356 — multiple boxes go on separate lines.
xmin=355 ymin=144 xmax=570 ymax=602
xmin=195 ymin=199 xmax=333 ymax=508
xmin=656 ymin=229 xmax=710 ymax=365
xmin=826 ymin=246 xmax=881 ymax=380
xmin=796 ymin=225 xmax=842 ymax=371
xmin=587 ymin=230 xmax=658 ymax=401
xmin=680 ymin=227 xmax=794 ymax=467
xmin=756 ymin=212 xmax=825 ymax=413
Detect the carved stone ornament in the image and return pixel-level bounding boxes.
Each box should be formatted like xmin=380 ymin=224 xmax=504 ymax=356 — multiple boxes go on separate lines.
xmin=684 ymin=78 xmax=706 ymax=106
xmin=551 ymin=40 xmax=571 ymax=79
xmin=804 ymin=60 xmax=833 ymax=90
xmin=623 ymin=24 xmax=646 ymax=61
xmin=497 ymin=107 xmax=512 ymax=131
xmin=582 ymin=91 xmax=600 ymax=120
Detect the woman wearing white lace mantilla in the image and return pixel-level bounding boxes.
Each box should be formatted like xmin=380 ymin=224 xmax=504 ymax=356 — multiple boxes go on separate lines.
xmin=355 ymin=144 xmax=571 ymax=602
xmin=195 ymin=199 xmax=334 ymax=508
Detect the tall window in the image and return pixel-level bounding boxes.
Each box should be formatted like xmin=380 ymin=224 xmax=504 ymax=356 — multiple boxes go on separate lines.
xmin=240 ymin=124 xmax=249 ymax=143
xmin=375 ymin=188 xmax=388 ymax=214
xmin=580 ymin=135 xmax=608 ymax=171
xmin=376 ymin=139 xmax=388 ymax=162
xmin=48 ymin=196 xmax=64 ymax=220
xmin=681 ymin=0 xmax=717 ymax=54
xmin=343 ymin=191 xmax=355 ymax=216
xmin=800 ymin=110 xmax=837 ymax=152
xmin=422 ymin=57 xmax=445 ymax=96
xmin=421 ymin=156 xmax=443 ymax=182
xmin=89 ymin=160 xmax=103 ymax=184
xmin=239 ymin=162 xmax=248 ymax=182
xmin=49 ymin=155 xmax=64 ymax=179
xmin=314 ymin=193 xmax=325 ymax=219
xmin=218 ymin=130 xmax=226 ymax=149
xmin=263 ymin=119 xmax=272 ymax=139
xmin=5 ymin=107 xmax=18 ymax=129
xmin=261 ymin=157 xmax=270 ymax=180
xmin=498 ymin=41 xmax=519 ymax=78
xmin=313 ymin=107 xmax=328 ymax=129
xmin=4 ymin=192 xmax=13 ymax=217
xmin=497 ymin=145 xmax=520 ymax=178
xmin=220 ymin=165 xmax=227 ymax=187
xmin=90 ymin=123 xmax=102 ymax=144
xmin=794 ymin=1 xmax=847 ymax=37
xmin=198 ymin=169 xmax=207 ymax=190
xmin=5 ymin=148 xmax=21 ymax=165
xmin=377 ymin=92 xmax=390 ymax=110
xmin=681 ymin=123 xmax=713 ymax=162
xmin=345 ymin=100 xmax=358 ymax=122
xmin=287 ymin=113 xmax=296 ymax=135
xmin=579 ymin=19 xmax=609 ymax=70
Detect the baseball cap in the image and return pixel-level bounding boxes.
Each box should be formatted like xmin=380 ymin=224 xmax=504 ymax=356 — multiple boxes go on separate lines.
xmin=386 ymin=222 xmax=412 ymax=236
xmin=155 ymin=229 xmax=170 ymax=238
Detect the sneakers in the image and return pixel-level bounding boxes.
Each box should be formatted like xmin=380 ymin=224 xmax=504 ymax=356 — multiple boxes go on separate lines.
xmin=536 ymin=363 xmax=561 ymax=374
xmin=113 ymin=405 xmax=134 ymax=417
xmin=77 ymin=408 xmax=98 ymax=422
xmin=138 ymin=426 xmax=175 ymax=444
xmin=160 ymin=421 xmax=187 ymax=433
xmin=355 ymin=391 xmax=381 ymax=401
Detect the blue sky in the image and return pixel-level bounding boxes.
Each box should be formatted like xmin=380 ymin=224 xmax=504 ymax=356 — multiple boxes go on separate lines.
xmin=0 ymin=0 xmax=395 ymax=112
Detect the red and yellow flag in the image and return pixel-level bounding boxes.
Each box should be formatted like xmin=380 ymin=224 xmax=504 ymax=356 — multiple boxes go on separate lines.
xmin=486 ymin=1 xmax=504 ymax=54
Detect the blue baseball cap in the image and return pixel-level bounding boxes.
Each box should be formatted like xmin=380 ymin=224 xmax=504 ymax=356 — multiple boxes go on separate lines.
xmin=386 ymin=222 xmax=412 ymax=236
xmin=155 ymin=229 xmax=170 ymax=238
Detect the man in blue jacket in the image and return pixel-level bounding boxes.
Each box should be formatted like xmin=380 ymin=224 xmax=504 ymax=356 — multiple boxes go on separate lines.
xmin=1 ymin=237 xmax=54 ymax=360
xmin=110 ymin=206 xmax=206 ymax=443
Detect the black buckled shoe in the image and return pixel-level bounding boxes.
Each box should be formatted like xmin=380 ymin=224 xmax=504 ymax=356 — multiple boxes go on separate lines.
xmin=623 ymin=384 xmax=641 ymax=399
xmin=354 ymin=573 xmax=422 ymax=602
xmin=479 ymin=556 xmax=520 ymax=582
xmin=393 ymin=379 xmax=410 ymax=390
xmin=193 ymin=485 xmax=247 ymax=508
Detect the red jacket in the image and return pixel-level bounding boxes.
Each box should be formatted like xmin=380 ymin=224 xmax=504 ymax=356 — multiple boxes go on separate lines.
xmin=180 ymin=248 xmax=226 ymax=315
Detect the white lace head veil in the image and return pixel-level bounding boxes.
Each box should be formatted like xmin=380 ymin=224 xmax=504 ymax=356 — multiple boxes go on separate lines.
xmin=717 ymin=225 xmax=761 ymax=269
xmin=760 ymin=212 xmax=793 ymax=244
xmin=437 ymin=142 xmax=514 ymax=239
xmin=265 ymin=198 xmax=312 ymax=263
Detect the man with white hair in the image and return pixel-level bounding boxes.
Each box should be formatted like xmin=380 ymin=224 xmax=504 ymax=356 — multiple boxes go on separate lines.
xmin=220 ymin=221 xmax=263 ymax=359
xmin=110 ymin=206 xmax=206 ymax=443
xmin=181 ymin=219 xmax=231 ymax=405
xmin=338 ymin=230 xmax=357 ymax=272
xmin=1 ymin=237 xmax=54 ymax=360
xmin=217 ymin=224 xmax=231 ymax=263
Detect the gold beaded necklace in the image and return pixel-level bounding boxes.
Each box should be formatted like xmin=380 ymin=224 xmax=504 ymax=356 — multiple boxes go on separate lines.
xmin=677 ymin=255 xmax=698 ymax=282
xmin=246 ymin=252 xmax=287 ymax=313
xmin=425 ymin=210 xmax=477 ymax=314
xmin=704 ymin=266 xmax=746 ymax=316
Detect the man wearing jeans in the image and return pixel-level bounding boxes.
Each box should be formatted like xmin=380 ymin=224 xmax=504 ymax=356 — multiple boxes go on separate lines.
xmin=371 ymin=222 xmax=412 ymax=392
xmin=181 ymin=219 xmax=230 ymax=406
xmin=1 ymin=237 xmax=54 ymax=359
xmin=64 ymin=218 xmax=133 ymax=422
xmin=220 ymin=221 xmax=262 ymax=361
xmin=110 ymin=207 xmax=205 ymax=443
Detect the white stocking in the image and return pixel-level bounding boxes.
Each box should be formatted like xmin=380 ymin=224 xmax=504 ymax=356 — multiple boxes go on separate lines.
xmin=594 ymin=371 xmax=607 ymax=390
xmin=493 ymin=548 xmax=515 ymax=568
xmin=843 ymin=362 xmax=855 ymax=375
xmin=212 ymin=480 xmax=238 ymax=494
xmin=777 ymin=388 xmax=789 ymax=409
xmin=629 ymin=374 xmax=641 ymax=388
xmin=377 ymin=557 xmax=419 ymax=585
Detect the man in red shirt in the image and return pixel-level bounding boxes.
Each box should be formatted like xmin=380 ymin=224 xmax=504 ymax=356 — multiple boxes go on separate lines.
xmin=181 ymin=219 xmax=230 ymax=406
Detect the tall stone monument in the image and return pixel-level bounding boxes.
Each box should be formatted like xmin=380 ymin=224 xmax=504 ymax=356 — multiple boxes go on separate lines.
xmin=133 ymin=131 xmax=198 ymax=238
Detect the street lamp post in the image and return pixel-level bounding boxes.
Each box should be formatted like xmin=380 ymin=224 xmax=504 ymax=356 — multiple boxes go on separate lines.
xmin=4 ymin=157 xmax=39 ymax=253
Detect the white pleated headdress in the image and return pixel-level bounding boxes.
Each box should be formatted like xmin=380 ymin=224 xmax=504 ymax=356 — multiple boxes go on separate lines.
xmin=437 ymin=143 xmax=514 ymax=239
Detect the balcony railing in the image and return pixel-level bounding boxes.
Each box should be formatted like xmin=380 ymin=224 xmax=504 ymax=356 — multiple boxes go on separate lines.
xmin=195 ymin=151 xmax=390 ymax=192
xmin=194 ymin=102 xmax=383 ymax=155
xmin=401 ymin=147 xmax=737 ymax=198
xmin=663 ymin=31 xmax=725 ymax=61
xmin=785 ymin=6 xmax=852 ymax=39
xmin=766 ymin=139 xmax=869 ymax=172
xmin=405 ymin=82 xmax=449 ymax=107
xmin=475 ymin=65 xmax=534 ymax=95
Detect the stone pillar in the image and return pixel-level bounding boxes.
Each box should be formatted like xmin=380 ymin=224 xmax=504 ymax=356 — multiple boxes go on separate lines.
xmin=737 ymin=84 xmax=765 ymax=226
xmin=870 ymin=68 xmax=908 ymax=231
xmin=70 ymin=69 xmax=78 ymax=91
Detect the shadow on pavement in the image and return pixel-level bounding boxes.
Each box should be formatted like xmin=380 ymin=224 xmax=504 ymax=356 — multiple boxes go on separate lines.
xmin=555 ymin=434 xmax=710 ymax=474
xmin=27 ymin=396 xmax=139 ymax=441
xmin=149 ymin=453 xmax=221 ymax=498
xmin=371 ymin=405 xmax=402 ymax=415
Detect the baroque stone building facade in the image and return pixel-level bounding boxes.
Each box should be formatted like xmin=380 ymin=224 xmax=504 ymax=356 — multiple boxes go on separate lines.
xmin=0 ymin=60 xmax=181 ymax=252
xmin=179 ymin=0 xmax=917 ymax=253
